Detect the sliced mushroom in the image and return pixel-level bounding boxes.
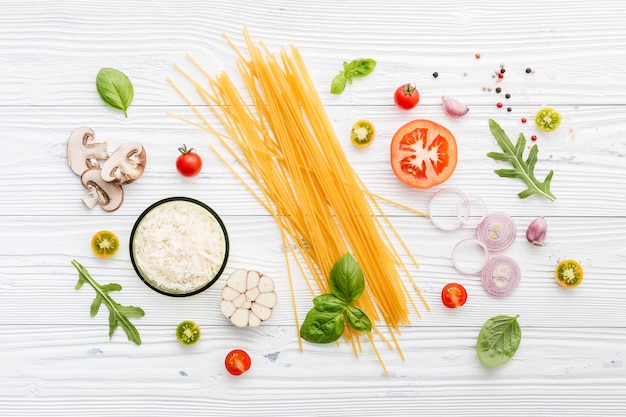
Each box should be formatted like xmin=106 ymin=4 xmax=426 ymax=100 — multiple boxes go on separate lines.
xmin=80 ymin=168 xmax=124 ymax=212
xmin=67 ymin=126 xmax=109 ymax=176
xmin=100 ymin=142 xmax=146 ymax=184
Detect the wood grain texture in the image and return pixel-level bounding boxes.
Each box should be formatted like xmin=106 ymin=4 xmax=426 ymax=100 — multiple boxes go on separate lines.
xmin=1 ymin=0 xmax=625 ymax=416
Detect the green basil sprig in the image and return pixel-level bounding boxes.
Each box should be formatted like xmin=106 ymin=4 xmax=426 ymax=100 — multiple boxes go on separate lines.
xmin=96 ymin=68 xmax=134 ymax=118
xmin=300 ymin=253 xmax=372 ymax=344
xmin=476 ymin=315 xmax=522 ymax=368
xmin=330 ymin=58 xmax=376 ymax=95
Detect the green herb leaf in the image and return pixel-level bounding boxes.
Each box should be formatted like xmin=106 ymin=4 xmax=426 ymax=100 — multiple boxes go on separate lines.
xmin=312 ymin=294 xmax=347 ymax=312
xmin=345 ymin=305 xmax=371 ymax=332
xmin=71 ymin=259 xmax=144 ymax=345
xmin=330 ymin=72 xmax=347 ymax=95
xmin=346 ymin=58 xmax=376 ymax=79
xmin=329 ymin=252 xmax=365 ymax=304
xmin=487 ymin=119 xmax=556 ymax=201
xmin=96 ymin=68 xmax=134 ymax=118
xmin=300 ymin=307 xmax=345 ymax=344
xmin=476 ymin=315 xmax=522 ymax=368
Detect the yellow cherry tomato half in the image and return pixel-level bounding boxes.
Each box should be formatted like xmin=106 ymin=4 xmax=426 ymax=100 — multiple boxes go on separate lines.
xmin=90 ymin=230 xmax=120 ymax=258
xmin=555 ymin=259 xmax=583 ymax=288
xmin=350 ymin=120 xmax=375 ymax=148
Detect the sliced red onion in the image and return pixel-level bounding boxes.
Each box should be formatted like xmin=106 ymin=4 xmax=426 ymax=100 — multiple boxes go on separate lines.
xmin=451 ymin=238 xmax=489 ymax=275
xmin=429 ymin=188 xmax=468 ymax=231
xmin=476 ymin=212 xmax=517 ymax=252
xmin=456 ymin=194 xmax=487 ymax=227
xmin=480 ymin=255 xmax=521 ymax=296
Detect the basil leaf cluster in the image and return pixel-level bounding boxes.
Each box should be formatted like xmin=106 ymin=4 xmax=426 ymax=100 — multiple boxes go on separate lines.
xmin=330 ymin=58 xmax=376 ymax=95
xmin=300 ymin=253 xmax=372 ymax=343
xmin=96 ymin=68 xmax=135 ymax=118
xmin=476 ymin=314 xmax=522 ymax=368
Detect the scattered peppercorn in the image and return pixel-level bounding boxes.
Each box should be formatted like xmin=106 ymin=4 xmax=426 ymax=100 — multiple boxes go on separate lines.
xmin=505 ymin=93 xmax=511 ymax=99
xmin=500 ymin=68 xmax=506 ymax=74
xmin=433 ymin=72 xmax=439 ymax=78
xmin=496 ymin=102 xmax=503 ymax=108
xmin=495 ymin=87 xmax=502 ymax=93
xmin=497 ymin=73 xmax=504 ymax=79
xmin=531 ymin=135 xmax=538 ymax=141
xmin=507 ymin=107 xmax=512 ymax=112
xmin=525 ymin=67 xmax=532 ymax=73
xmin=475 ymin=53 xmax=481 ymax=59
xmin=521 ymin=117 xmax=527 ymax=123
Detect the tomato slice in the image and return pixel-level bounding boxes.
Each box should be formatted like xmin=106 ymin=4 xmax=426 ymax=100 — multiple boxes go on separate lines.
xmin=225 ymin=349 xmax=251 ymax=376
xmin=441 ymin=283 xmax=467 ymax=308
xmin=91 ymin=230 xmax=119 ymax=258
xmin=176 ymin=320 xmax=201 ymax=346
xmin=555 ymin=259 xmax=583 ymax=288
xmin=390 ymin=120 xmax=458 ymax=189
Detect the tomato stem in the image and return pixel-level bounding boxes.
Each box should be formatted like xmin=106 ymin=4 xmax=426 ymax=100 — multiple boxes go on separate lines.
xmin=178 ymin=144 xmax=193 ymax=154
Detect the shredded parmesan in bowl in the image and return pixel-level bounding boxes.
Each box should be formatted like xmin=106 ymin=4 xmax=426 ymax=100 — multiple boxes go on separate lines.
xmin=130 ymin=197 xmax=229 ymax=296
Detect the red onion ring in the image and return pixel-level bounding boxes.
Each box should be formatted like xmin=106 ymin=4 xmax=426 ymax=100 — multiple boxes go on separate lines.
xmin=429 ymin=188 xmax=468 ymax=231
xmin=476 ymin=212 xmax=517 ymax=252
xmin=456 ymin=194 xmax=487 ymax=227
xmin=451 ymin=238 xmax=489 ymax=275
xmin=480 ymin=255 xmax=521 ymax=296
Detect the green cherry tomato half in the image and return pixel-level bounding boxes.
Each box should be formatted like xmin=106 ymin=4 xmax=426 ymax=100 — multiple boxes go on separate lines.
xmin=225 ymin=349 xmax=251 ymax=376
xmin=176 ymin=320 xmax=201 ymax=345
xmin=350 ymin=120 xmax=375 ymax=148
xmin=535 ymin=107 xmax=561 ymax=132
xmin=441 ymin=283 xmax=468 ymax=308
xmin=90 ymin=230 xmax=120 ymax=258
xmin=555 ymin=259 xmax=583 ymax=288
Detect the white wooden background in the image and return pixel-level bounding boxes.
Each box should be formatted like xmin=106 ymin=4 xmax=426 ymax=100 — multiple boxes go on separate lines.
xmin=1 ymin=1 xmax=625 ymax=416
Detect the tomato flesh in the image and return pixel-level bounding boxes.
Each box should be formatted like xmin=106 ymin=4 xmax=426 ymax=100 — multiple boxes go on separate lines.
xmin=441 ymin=283 xmax=467 ymax=308
xmin=225 ymin=349 xmax=251 ymax=376
xmin=390 ymin=120 xmax=458 ymax=188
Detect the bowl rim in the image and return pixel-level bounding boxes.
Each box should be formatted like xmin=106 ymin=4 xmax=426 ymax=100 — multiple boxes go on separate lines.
xmin=129 ymin=196 xmax=230 ymax=297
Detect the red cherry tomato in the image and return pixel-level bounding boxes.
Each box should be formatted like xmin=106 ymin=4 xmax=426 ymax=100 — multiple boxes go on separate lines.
xmin=441 ymin=283 xmax=467 ymax=308
xmin=176 ymin=144 xmax=202 ymax=177
xmin=225 ymin=349 xmax=251 ymax=376
xmin=394 ymin=83 xmax=420 ymax=110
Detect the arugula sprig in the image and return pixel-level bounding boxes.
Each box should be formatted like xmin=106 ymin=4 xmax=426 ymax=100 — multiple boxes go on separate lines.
xmin=300 ymin=253 xmax=372 ymax=344
xmin=330 ymin=58 xmax=376 ymax=95
xmin=487 ymin=119 xmax=556 ymax=201
xmin=71 ymin=259 xmax=144 ymax=345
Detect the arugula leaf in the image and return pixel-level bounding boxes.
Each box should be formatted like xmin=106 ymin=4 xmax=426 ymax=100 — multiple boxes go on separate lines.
xmin=487 ymin=119 xmax=556 ymax=201
xmin=330 ymin=58 xmax=376 ymax=95
xmin=96 ymin=68 xmax=134 ymax=118
xmin=476 ymin=315 xmax=522 ymax=368
xmin=300 ymin=252 xmax=372 ymax=343
xmin=329 ymin=252 xmax=365 ymax=304
xmin=71 ymin=259 xmax=144 ymax=345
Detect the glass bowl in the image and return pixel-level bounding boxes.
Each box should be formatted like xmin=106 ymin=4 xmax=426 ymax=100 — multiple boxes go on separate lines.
xmin=129 ymin=197 xmax=229 ymax=296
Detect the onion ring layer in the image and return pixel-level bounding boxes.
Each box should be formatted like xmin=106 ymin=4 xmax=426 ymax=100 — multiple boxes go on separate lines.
xmin=480 ymin=255 xmax=521 ymax=296
xmin=476 ymin=212 xmax=517 ymax=252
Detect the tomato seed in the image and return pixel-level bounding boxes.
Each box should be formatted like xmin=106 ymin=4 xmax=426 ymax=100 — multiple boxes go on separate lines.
xmin=497 ymin=102 xmax=503 ymax=108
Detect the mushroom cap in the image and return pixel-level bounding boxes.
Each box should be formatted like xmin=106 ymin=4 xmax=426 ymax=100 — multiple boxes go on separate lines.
xmin=80 ymin=168 xmax=124 ymax=212
xmin=67 ymin=126 xmax=109 ymax=176
xmin=100 ymin=142 xmax=146 ymax=184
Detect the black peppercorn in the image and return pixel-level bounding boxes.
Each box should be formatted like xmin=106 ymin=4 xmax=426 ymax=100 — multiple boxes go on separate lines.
xmin=507 ymin=107 xmax=512 ymax=112
xmin=495 ymin=87 xmax=502 ymax=93
xmin=525 ymin=67 xmax=532 ymax=73
xmin=505 ymin=93 xmax=511 ymax=99
xmin=433 ymin=72 xmax=439 ymax=78
xmin=500 ymin=68 xmax=506 ymax=74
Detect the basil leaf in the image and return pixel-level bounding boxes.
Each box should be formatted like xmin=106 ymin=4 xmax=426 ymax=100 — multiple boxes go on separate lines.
xmin=300 ymin=307 xmax=345 ymax=344
xmin=346 ymin=58 xmax=376 ymax=79
xmin=476 ymin=315 xmax=522 ymax=368
xmin=96 ymin=68 xmax=134 ymax=118
xmin=345 ymin=305 xmax=371 ymax=332
xmin=330 ymin=72 xmax=347 ymax=95
xmin=313 ymin=294 xmax=347 ymax=312
xmin=329 ymin=252 xmax=365 ymax=303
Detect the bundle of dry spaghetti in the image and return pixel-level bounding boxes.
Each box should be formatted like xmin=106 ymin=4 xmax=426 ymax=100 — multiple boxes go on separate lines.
xmin=167 ymin=29 xmax=429 ymax=372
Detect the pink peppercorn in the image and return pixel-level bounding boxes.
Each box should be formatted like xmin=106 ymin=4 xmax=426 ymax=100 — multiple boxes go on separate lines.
xmin=496 ymin=102 xmax=503 ymax=108
xmin=531 ymin=135 xmax=538 ymax=141
xmin=521 ymin=118 xmax=527 ymax=123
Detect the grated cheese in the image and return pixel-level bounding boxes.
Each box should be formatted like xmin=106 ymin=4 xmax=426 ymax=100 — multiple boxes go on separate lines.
xmin=132 ymin=200 xmax=227 ymax=294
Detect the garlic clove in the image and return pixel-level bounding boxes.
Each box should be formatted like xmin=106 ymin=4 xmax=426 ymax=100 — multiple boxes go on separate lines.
xmin=442 ymin=96 xmax=470 ymax=118
xmin=526 ymin=216 xmax=547 ymax=246
xmin=220 ymin=300 xmax=237 ymax=318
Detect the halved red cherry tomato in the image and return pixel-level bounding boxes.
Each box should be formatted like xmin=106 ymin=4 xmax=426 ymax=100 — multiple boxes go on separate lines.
xmin=225 ymin=349 xmax=251 ymax=376
xmin=394 ymin=83 xmax=420 ymax=110
xmin=390 ymin=119 xmax=458 ymax=188
xmin=441 ymin=283 xmax=467 ymax=308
